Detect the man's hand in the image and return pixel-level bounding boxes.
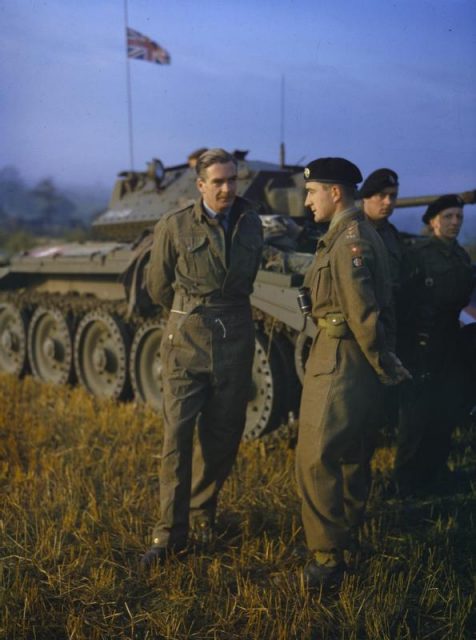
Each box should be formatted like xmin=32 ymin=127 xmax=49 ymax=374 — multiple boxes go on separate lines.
xmin=380 ymin=352 xmax=413 ymax=386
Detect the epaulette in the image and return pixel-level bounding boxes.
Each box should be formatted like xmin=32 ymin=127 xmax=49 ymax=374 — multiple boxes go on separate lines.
xmin=158 ymin=200 xmax=195 ymax=222
xmin=164 ymin=201 xmax=195 ymax=220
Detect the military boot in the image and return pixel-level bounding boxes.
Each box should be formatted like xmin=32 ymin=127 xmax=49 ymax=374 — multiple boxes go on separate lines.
xmin=190 ymin=515 xmax=215 ymax=548
xmin=302 ymin=550 xmax=346 ymax=591
xmin=139 ymin=544 xmax=186 ymax=572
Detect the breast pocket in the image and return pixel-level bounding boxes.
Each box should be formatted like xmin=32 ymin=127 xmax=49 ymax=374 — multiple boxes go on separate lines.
xmin=179 ymin=235 xmax=210 ymax=280
xmin=310 ymin=255 xmax=332 ymax=305
xmin=425 ymin=260 xmax=460 ymax=307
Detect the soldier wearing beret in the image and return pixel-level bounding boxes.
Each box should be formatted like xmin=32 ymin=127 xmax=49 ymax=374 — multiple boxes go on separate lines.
xmin=393 ymin=194 xmax=474 ymax=495
xmin=141 ymin=149 xmax=263 ymax=568
xmin=360 ymin=168 xmax=404 ymax=295
xmin=360 ymin=169 xmax=406 ymax=435
xmin=296 ymin=157 xmax=411 ymax=589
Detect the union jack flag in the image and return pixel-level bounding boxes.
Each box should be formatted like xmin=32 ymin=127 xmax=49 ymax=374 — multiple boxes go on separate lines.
xmin=127 ymin=27 xmax=171 ymax=65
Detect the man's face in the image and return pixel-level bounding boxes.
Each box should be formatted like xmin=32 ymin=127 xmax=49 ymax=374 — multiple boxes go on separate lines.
xmin=429 ymin=207 xmax=464 ymax=241
xmin=363 ymin=186 xmax=398 ymax=223
xmin=304 ymin=182 xmax=335 ymax=222
xmin=197 ymin=161 xmax=237 ymax=213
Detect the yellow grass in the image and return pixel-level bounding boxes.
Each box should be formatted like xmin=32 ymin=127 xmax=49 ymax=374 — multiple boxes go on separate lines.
xmin=0 ymin=374 xmax=474 ymax=639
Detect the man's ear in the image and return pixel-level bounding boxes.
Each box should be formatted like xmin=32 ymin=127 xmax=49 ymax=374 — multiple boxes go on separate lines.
xmin=330 ymin=184 xmax=342 ymax=203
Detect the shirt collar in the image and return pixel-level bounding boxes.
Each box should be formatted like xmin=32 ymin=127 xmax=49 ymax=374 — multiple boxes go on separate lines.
xmin=329 ymin=205 xmax=359 ymax=230
xmin=318 ymin=206 xmax=361 ymax=251
xmin=202 ymin=200 xmax=231 ymax=220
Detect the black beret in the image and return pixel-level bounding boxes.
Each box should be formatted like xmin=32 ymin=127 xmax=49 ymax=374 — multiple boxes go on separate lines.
xmin=303 ymin=157 xmax=362 ymax=187
xmin=359 ymin=168 xmax=399 ymax=198
xmin=422 ymin=194 xmax=464 ymax=224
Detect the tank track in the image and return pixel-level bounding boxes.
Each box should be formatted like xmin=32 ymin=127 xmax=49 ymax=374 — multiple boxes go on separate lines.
xmin=0 ymin=290 xmax=302 ymax=440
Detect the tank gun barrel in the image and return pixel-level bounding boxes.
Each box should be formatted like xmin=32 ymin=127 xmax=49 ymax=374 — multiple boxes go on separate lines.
xmin=393 ymin=189 xmax=476 ymax=209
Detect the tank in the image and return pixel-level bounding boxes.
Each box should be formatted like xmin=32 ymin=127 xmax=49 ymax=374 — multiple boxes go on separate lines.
xmin=0 ymin=151 xmax=474 ymax=440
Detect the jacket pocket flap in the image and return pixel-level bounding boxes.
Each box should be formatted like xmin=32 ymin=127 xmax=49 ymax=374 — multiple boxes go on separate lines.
xmin=306 ymin=336 xmax=337 ymax=376
xmin=185 ymin=236 xmax=208 ymax=252
xmin=315 ymin=255 xmax=330 ymax=270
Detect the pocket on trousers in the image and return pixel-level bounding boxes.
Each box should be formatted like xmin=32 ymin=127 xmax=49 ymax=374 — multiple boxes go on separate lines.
xmin=305 ymin=334 xmax=337 ymax=376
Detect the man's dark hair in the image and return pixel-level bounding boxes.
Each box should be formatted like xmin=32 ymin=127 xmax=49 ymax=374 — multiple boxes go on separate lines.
xmin=321 ymin=182 xmax=356 ymax=200
xmin=196 ymin=148 xmax=237 ymax=180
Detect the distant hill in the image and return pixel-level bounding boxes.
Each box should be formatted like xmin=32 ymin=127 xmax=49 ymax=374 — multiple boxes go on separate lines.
xmin=0 ymin=165 xmax=109 ymax=236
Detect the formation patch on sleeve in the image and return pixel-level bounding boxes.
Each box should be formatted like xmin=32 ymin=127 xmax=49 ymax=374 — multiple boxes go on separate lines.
xmin=350 ymin=243 xmax=363 ymax=268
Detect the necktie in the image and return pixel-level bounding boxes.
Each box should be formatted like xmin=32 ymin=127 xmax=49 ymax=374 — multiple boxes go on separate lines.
xmin=216 ymin=213 xmax=228 ymax=233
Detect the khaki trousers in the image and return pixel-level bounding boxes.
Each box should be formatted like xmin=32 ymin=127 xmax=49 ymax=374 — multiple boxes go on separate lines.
xmin=296 ymin=332 xmax=382 ymax=552
xmin=153 ymin=305 xmax=254 ymax=548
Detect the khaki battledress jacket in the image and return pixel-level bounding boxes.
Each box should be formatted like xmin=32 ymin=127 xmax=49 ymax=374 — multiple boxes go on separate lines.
xmin=297 ymin=206 xmax=398 ymax=553
xmin=146 ymin=196 xmax=263 ymax=549
xmin=147 ymin=196 xmax=263 ymax=310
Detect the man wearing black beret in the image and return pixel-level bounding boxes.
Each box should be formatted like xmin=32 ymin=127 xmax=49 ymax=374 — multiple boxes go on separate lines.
xmin=360 ymin=168 xmax=404 ymax=296
xmin=296 ymin=157 xmax=411 ymax=589
xmin=360 ymin=169 xmax=406 ymax=439
xmin=393 ymin=194 xmax=474 ymax=496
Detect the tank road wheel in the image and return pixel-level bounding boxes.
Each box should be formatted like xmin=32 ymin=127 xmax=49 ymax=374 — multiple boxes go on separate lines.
xmin=74 ymin=311 xmax=130 ymax=400
xmin=0 ymin=303 xmax=29 ymax=376
xmin=27 ymin=306 xmax=74 ymax=385
xmin=130 ymin=319 xmax=164 ymax=410
xmin=243 ymin=329 xmax=285 ymax=441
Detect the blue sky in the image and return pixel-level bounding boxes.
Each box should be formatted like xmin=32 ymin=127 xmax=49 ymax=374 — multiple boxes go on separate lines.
xmin=1 ymin=0 xmax=475 ymax=234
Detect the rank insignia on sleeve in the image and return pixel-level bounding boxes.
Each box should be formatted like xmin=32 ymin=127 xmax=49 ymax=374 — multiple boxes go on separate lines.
xmin=352 ymin=256 xmax=363 ymax=268
xmin=345 ymin=221 xmax=359 ymax=240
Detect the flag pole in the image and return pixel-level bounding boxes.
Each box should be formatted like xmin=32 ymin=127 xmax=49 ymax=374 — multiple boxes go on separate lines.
xmin=124 ymin=0 xmax=135 ymax=169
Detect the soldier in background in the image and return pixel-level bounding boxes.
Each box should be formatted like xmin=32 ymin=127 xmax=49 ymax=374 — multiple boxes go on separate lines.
xmin=141 ymin=148 xmax=263 ymax=568
xmin=360 ymin=168 xmax=403 ymax=297
xmin=360 ymin=169 xmax=405 ymax=435
xmin=394 ymin=195 xmax=474 ymax=495
xmin=295 ymin=158 xmax=410 ymax=590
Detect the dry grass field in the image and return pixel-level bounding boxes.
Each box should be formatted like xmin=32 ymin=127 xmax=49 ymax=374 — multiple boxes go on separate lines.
xmin=1 ymin=374 xmax=475 ymax=639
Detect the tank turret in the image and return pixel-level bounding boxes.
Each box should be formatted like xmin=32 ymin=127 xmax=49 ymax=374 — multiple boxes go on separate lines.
xmin=93 ymin=150 xmax=306 ymax=242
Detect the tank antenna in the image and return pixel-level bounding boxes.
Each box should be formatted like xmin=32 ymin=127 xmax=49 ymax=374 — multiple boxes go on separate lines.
xmin=280 ymin=74 xmax=286 ymax=167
